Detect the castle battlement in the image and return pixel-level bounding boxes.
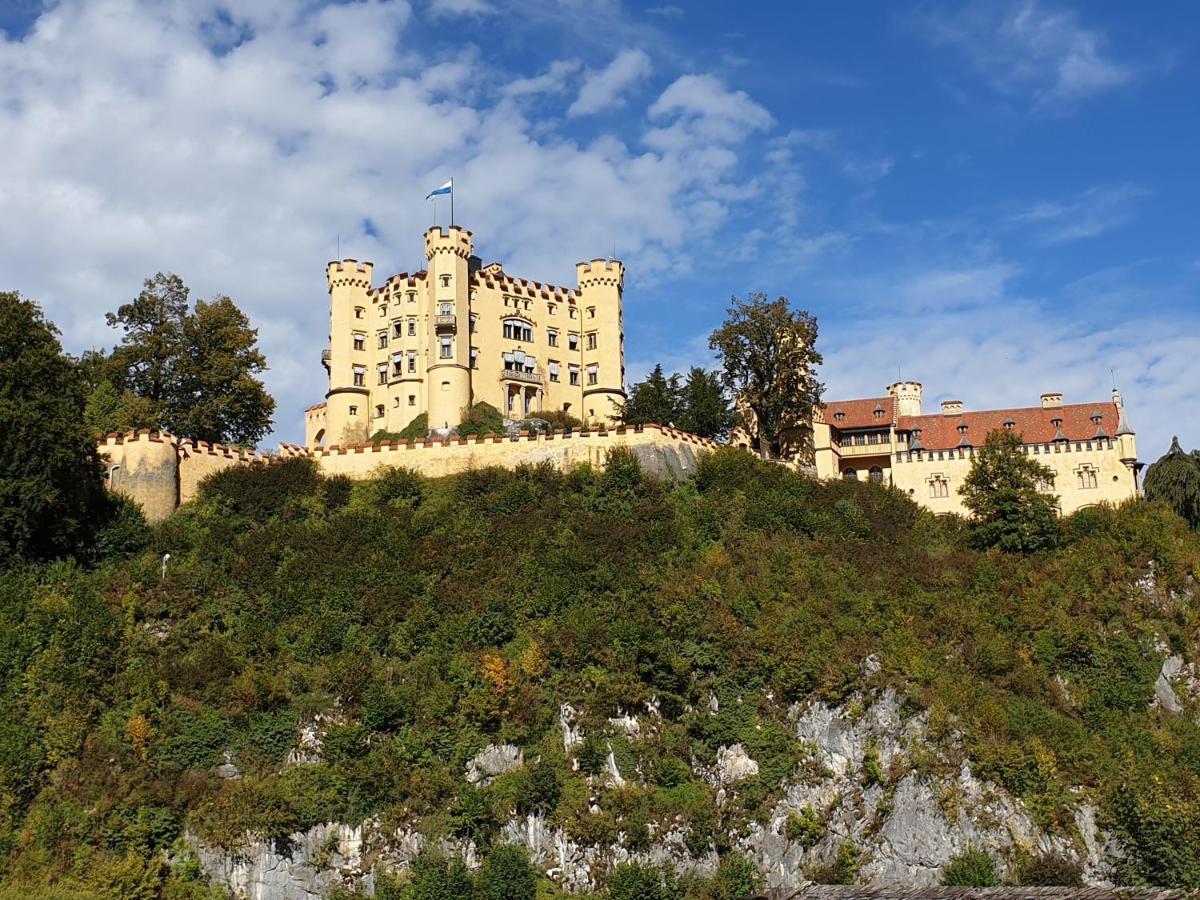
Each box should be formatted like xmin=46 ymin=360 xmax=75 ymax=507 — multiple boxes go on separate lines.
xmin=577 ymin=258 xmax=624 ymax=290
xmin=424 ymin=225 xmax=473 ymax=259
xmin=326 ymin=259 xmax=374 ymax=289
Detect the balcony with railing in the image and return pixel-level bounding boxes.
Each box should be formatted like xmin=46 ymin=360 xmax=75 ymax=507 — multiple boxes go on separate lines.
xmin=502 ymin=368 xmax=542 ymax=385
xmin=435 ymin=314 xmax=457 ymax=332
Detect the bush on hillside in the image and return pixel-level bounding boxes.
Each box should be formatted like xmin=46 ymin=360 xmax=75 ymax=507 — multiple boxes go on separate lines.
xmin=456 ymin=401 xmax=505 ymax=438
xmin=398 ymin=413 xmax=429 ymax=442
xmin=196 ymin=456 xmax=322 ymax=520
xmin=941 ymin=847 xmax=1000 ymax=887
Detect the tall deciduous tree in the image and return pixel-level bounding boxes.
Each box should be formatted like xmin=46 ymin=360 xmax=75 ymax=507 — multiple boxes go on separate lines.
xmin=1144 ymin=437 xmax=1200 ymax=529
xmin=708 ymin=293 xmax=823 ymax=460
xmin=677 ymin=367 xmax=734 ymax=440
xmin=960 ymin=429 xmax=1060 ymax=554
xmin=620 ymin=364 xmax=681 ymax=427
xmin=103 ymin=275 xmax=275 ymax=445
xmin=0 ymin=292 xmax=110 ymax=563
xmin=168 ymin=296 xmax=275 ymax=444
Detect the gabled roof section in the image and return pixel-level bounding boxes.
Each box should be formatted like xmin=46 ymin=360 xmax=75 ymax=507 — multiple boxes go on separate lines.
xmin=897 ymin=403 xmax=1120 ymax=450
xmin=821 ymin=397 xmax=896 ymax=430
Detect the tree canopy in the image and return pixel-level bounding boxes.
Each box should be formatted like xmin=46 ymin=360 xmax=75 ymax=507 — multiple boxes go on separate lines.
xmin=0 ymin=292 xmax=111 ymax=563
xmin=619 ymin=365 xmax=734 ymax=440
xmin=708 ymin=293 xmax=823 ymax=460
xmin=98 ymin=273 xmax=275 ymax=445
xmin=1144 ymin=436 xmax=1200 ymax=529
xmin=959 ymin=428 xmax=1060 ymax=554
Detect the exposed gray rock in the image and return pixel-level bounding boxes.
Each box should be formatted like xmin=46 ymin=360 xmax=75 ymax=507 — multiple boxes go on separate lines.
xmin=560 ymin=702 xmax=583 ymax=755
xmin=1153 ymin=655 xmax=1184 ymax=713
xmin=286 ymin=707 xmax=345 ymax=767
xmin=465 ymin=743 xmax=523 ymax=785
xmin=217 ymin=750 xmax=241 ymax=780
xmin=709 ymin=743 xmax=759 ymax=786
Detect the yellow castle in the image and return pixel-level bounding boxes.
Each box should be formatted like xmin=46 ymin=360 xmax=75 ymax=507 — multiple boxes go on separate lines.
xmin=305 ymin=225 xmax=627 ymax=446
xmin=813 ymin=382 xmax=1141 ymax=516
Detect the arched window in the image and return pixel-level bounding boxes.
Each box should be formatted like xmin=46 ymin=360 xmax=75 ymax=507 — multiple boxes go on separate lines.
xmin=842 ymin=469 xmax=858 ymax=480
xmin=869 ymin=466 xmax=884 ymax=484
xmin=503 ymin=318 xmax=533 ymax=342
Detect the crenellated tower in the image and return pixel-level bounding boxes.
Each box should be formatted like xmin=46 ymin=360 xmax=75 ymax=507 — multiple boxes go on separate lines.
xmin=324 ymin=258 xmax=374 ymax=444
xmin=576 ymin=258 xmax=626 ymax=425
xmin=424 ymin=226 xmax=474 ymax=431
xmin=887 ymin=381 xmax=923 ymax=419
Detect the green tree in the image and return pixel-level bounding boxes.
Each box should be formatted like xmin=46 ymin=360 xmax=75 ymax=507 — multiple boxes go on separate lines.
xmin=959 ymin=429 xmax=1060 ymax=554
xmin=620 ymin=364 xmax=681 ymax=427
xmin=0 ymin=292 xmax=111 ymax=563
xmin=676 ymin=367 xmax=734 ymax=440
xmin=168 ymin=296 xmax=274 ymax=444
xmin=708 ymin=293 xmax=823 ymax=460
xmin=105 ymin=276 xmax=274 ymax=445
xmin=83 ymin=380 xmax=159 ymax=436
xmin=402 ymin=852 xmax=475 ymax=900
xmin=605 ymin=862 xmax=676 ymax=900
xmin=1144 ymin=436 xmax=1200 ymax=529
xmin=476 ymin=845 xmax=537 ymax=900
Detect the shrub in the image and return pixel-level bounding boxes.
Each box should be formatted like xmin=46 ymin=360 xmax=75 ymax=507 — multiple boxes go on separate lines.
xmin=456 ymin=401 xmax=505 ymax=438
xmin=1017 ymin=852 xmax=1083 ymax=886
xmin=808 ymin=841 xmax=863 ymax=885
xmin=476 ymin=844 xmax=538 ymax=900
xmin=196 ymin=456 xmax=322 ymax=520
xmin=606 ymin=862 xmax=677 ymax=900
xmin=784 ymin=806 xmax=823 ymax=848
xmin=359 ymin=465 xmax=425 ymax=509
xmin=398 ymin=413 xmax=428 ymax=442
xmin=403 ymin=851 xmax=475 ymax=900
xmin=862 ymin=742 xmax=883 ymax=787
xmin=941 ymin=846 xmax=1000 ymax=887
xmin=93 ymin=493 xmax=150 ymax=560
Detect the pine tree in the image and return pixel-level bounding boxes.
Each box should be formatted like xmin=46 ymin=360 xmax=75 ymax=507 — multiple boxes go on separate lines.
xmin=1144 ymin=436 xmax=1200 ymax=529
xmin=621 ymin=364 xmax=681 ymax=426
xmin=960 ymin=428 xmax=1060 ymax=554
xmin=676 ymin=366 xmax=734 ymax=440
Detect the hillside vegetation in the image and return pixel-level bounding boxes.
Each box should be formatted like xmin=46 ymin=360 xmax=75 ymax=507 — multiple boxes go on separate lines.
xmin=2 ymin=450 xmax=1199 ymax=897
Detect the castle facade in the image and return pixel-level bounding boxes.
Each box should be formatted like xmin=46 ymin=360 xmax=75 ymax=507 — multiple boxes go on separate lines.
xmin=813 ymin=382 xmax=1140 ymax=516
xmin=306 ymin=226 xmax=626 ymax=446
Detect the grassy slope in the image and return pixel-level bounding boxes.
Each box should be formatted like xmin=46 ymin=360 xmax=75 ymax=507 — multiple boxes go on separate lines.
xmin=1 ymin=449 xmax=1199 ymax=896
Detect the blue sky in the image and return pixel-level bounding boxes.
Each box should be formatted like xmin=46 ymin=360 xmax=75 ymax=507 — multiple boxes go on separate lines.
xmin=1 ymin=0 xmax=1197 ymax=456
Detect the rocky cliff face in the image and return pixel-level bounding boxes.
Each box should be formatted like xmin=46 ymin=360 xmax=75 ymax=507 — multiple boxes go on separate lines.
xmin=191 ymin=689 xmax=1122 ymax=899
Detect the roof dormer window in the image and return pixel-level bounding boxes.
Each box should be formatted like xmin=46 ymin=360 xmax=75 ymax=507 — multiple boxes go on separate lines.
xmin=834 ymin=411 xmax=845 ymax=422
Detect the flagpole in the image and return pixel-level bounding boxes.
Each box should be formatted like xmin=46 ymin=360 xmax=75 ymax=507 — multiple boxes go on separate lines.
xmin=450 ymin=177 xmax=455 ymax=227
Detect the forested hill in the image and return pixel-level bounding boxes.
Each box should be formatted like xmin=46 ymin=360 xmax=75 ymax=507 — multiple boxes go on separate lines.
xmin=2 ymin=449 xmax=1200 ymax=898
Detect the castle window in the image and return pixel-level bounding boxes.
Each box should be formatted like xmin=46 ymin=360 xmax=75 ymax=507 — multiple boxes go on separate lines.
xmin=439 ymin=274 xmax=451 ymax=288
xmin=377 ymin=364 xmax=388 ymax=385
xmin=352 ymin=365 xmax=365 ymax=386
xmin=470 ymin=314 xmax=477 ymax=334
xmin=407 ymin=292 xmax=415 ymax=303
xmin=869 ymin=466 xmax=884 ymax=484
xmin=548 ymin=329 xmax=559 ymax=347
xmin=349 ymin=405 xmax=358 ymax=416
xmin=549 ymin=361 xmax=560 ymax=382
xmin=929 ymin=475 xmax=949 ymax=498
xmin=586 ymin=332 xmax=597 ymax=350
xmin=842 ymin=469 xmax=858 ymax=480
xmin=548 ymin=302 xmax=557 ymax=316
xmin=408 ymin=395 xmax=416 ymax=406
xmin=392 ymin=321 xmax=403 ymax=339
xmin=407 ymin=352 xmax=417 ymax=373
xmin=1076 ymin=466 xmax=1098 ymax=490
xmin=354 ymin=307 xmax=364 ymax=319
xmin=873 ymin=405 xmax=884 ymax=419
xmin=377 ymin=331 xmax=388 ymax=349
xmin=587 ymin=363 xmax=598 ymax=385
xmin=353 ymin=333 xmax=365 ymax=351
xmin=503 ymin=319 xmax=533 ymax=342
xmin=379 ymin=304 xmax=387 ymax=317
xmin=407 ymin=319 xmax=416 ymax=336
xmin=568 ymin=333 xmax=579 ymax=351
xmin=834 ymin=411 xmax=845 ymax=422
xmin=440 ymin=302 xmax=453 ymax=316
xmin=375 ymin=404 xmax=384 ymax=418
xmin=470 ymin=347 xmax=479 ymax=369
xmin=569 ymin=364 xmax=580 ymax=386
xmin=569 ymin=307 xmax=577 ymax=319
xmin=393 ymin=397 xmax=399 ymax=408
xmin=392 ymin=354 xmax=403 ymax=376
xmin=439 ymin=336 xmax=452 ymax=359
xmin=587 ymin=306 xmax=595 ymax=318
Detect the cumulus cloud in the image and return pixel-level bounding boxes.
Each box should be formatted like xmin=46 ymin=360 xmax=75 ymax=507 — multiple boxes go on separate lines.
xmin=0 ymin=0 xmax=774 ymax=443
xmin=427 ymin=0 xmax=493 ymax=17
xmin=918 ymin=0 xmax=1134 ymax=108
xmin=567 ymin=48 xmax=653 ymax=117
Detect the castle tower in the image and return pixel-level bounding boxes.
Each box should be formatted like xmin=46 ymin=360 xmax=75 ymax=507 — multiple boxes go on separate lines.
xmin=325 ymin=259 xmax=374 ymax=444
xmin=576 ymin=258 xmax=626 ymax=425
xmin=424 ymin=226 xmax=474 ymax=431
xmin=887 ymin=381 xmax=923 ymax=419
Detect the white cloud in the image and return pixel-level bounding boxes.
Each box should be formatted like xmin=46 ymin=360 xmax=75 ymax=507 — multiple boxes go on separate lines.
xmin=0 ymin=0 xmax=773 ymax=444
xmin=567 ymin=48 xmax=653 ymax=117
xmin=501 ymin=59 xmax=582 ymax=99
xmin=427 ymin=0 xmax=493 ymax=17
xmin=918 ymin=0 xmax=1134 ymax=108
xmin=645 ymin=4 xmax=684 ymax=19
xmin=1008 ymin=183 xmax=1148 ymax=244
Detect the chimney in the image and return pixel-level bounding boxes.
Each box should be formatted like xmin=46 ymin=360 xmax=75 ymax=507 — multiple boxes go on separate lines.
xmin=1040 ymin=392 xmax=1063 ymax=409
xmin=941 ymin=400 xmax=963 ymax=416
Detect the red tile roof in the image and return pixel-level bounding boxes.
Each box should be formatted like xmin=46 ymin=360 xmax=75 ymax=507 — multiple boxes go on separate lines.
xmin=822 ymin=396 xmax=895 ymax=430
xmin=897 ymin=402 xmax=1118 ymax=450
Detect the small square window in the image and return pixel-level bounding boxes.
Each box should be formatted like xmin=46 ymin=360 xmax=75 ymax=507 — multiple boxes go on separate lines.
xmin=440 ymin=337 xmax=452 ymax=359
xmin=586 ymin=332 xmax=597 ymax=350
xmin=408 ymin=319 xmax=416 ymax=336
xmin=568 ymin=333 xmax=579 ymax=351
xmin=349 ymin=405 xmax=358 ymax=416
xmin=353 ymin=334 xmax=365 ymax=351
xmin=408 ymin=395 xmax=416 ymax=406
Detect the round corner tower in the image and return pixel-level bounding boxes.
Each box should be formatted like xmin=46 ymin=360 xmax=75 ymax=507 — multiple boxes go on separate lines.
xmin=325 ymin=258 xmax=374 ymax=443
xmin=887 ymin=381 xmax=923 ymax=419
xmin=424 ymin=226 xmax=474 ymax=431
xmin=576 ymin=258 xmax=626 ymax=426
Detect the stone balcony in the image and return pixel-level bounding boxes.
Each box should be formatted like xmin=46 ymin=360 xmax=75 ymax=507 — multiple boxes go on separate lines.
xmin=836 ymin=441 xmax=893 ymax=458
xmin=435 ymin=314 xmax=457 ymax=332
xmin=502 ymin=369 xmax=542 ymax=385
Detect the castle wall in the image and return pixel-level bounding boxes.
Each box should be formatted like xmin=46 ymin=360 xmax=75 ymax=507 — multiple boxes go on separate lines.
xmin=99 ymin=431 xmax=180 ymax=523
